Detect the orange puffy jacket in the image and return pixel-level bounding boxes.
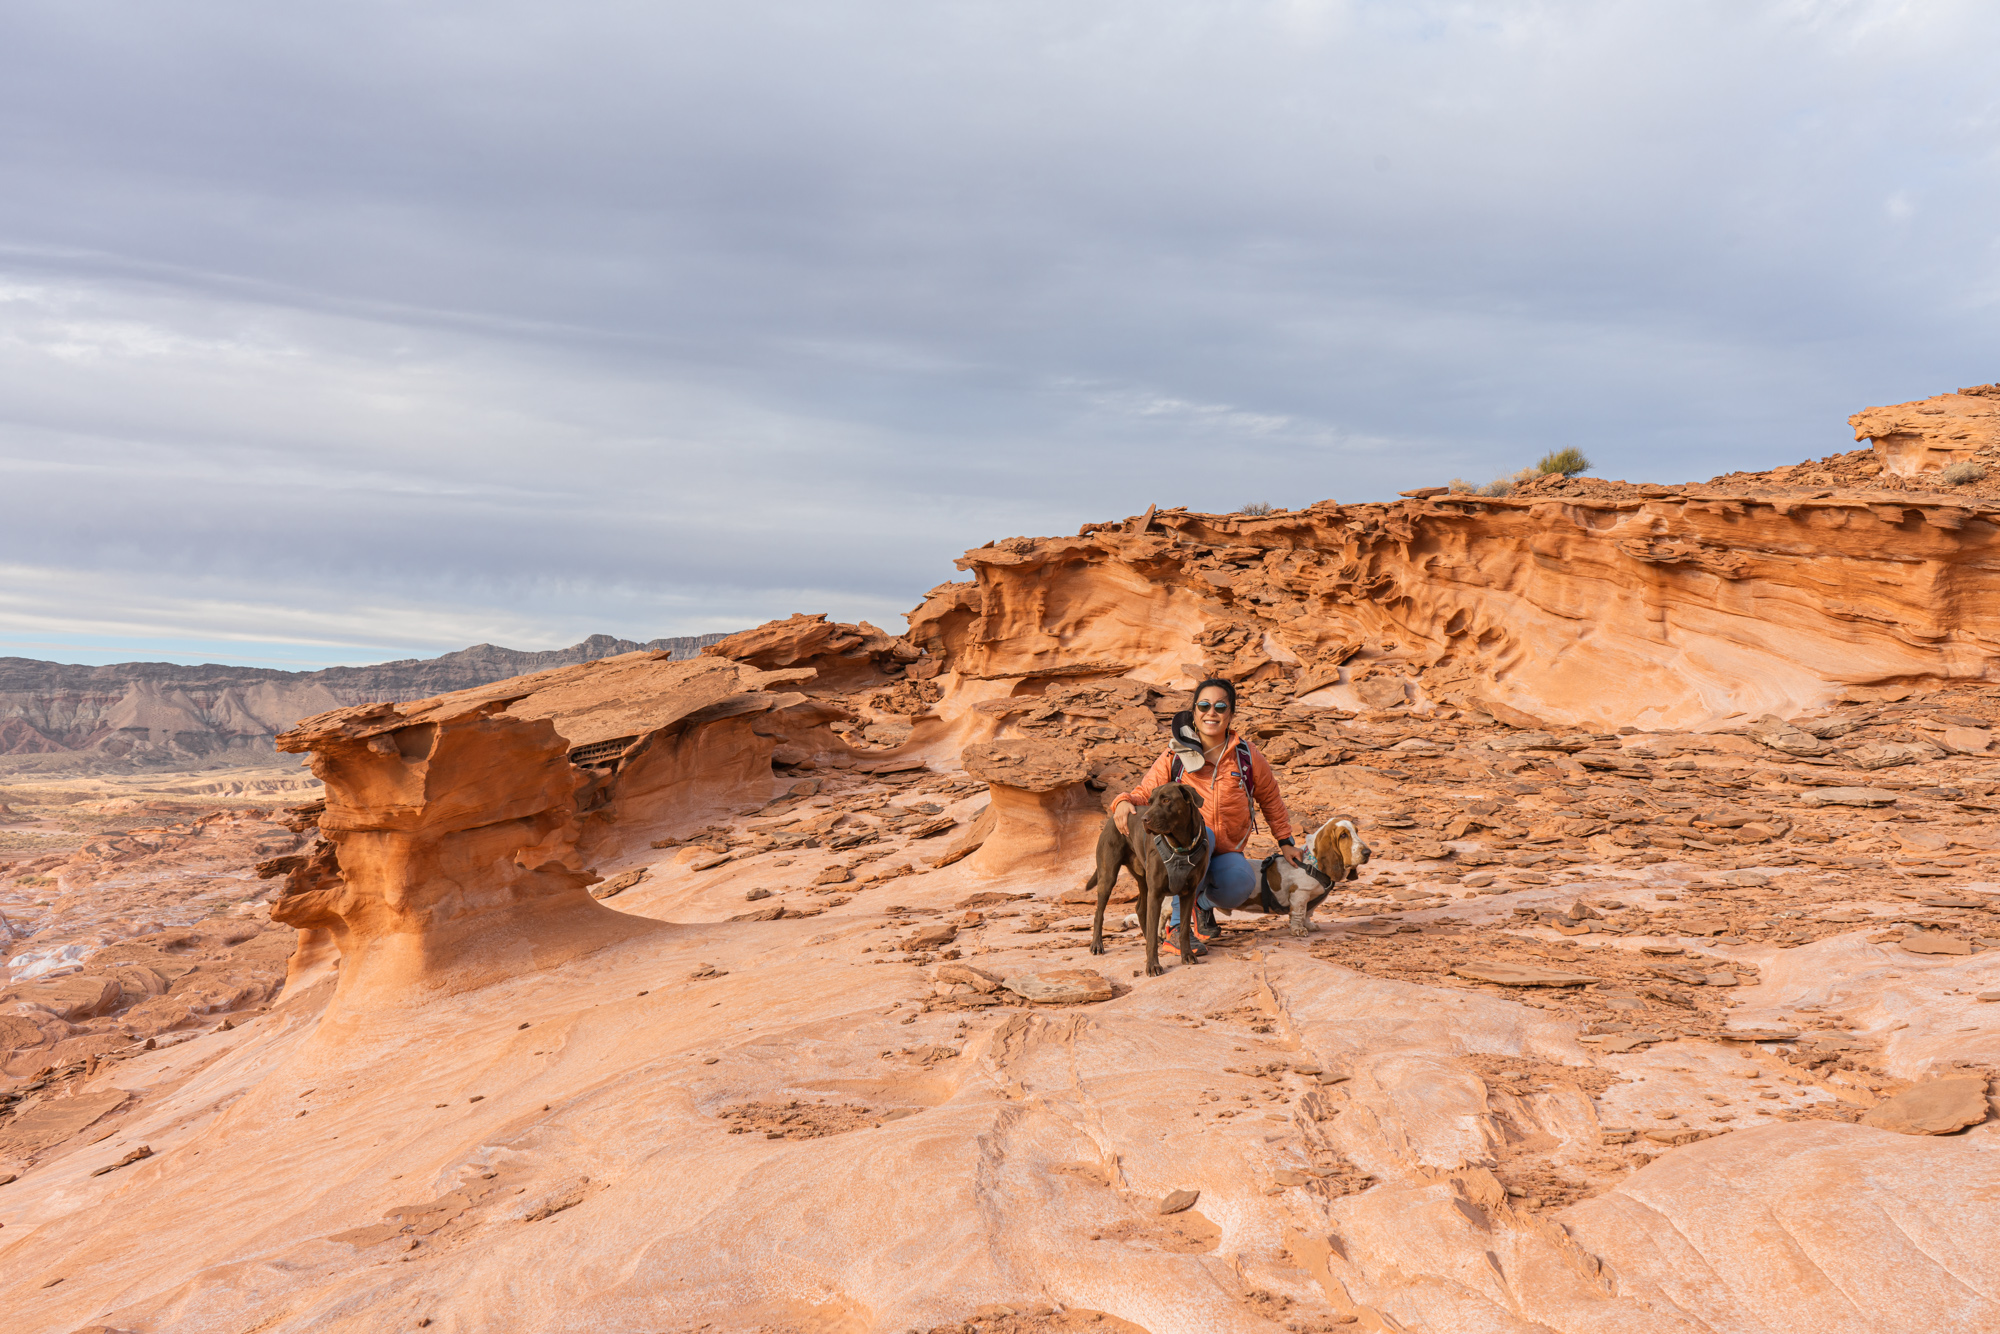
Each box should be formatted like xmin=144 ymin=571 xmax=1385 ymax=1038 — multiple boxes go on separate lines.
xmin=1114 ymin=733 xmax=1294 ymax=854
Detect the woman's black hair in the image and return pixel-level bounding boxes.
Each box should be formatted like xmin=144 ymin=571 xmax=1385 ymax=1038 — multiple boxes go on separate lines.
xmin=1191 ymin=677 xmax=1238 ymax=712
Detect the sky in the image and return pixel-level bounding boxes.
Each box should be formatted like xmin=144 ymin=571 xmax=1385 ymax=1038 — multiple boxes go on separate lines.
xmin=1 ymin=1 xmax=1995 ymax=669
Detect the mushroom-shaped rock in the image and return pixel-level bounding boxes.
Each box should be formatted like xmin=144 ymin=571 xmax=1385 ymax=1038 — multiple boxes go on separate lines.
xmin=268 ymin=652 xmax=814 ymax=1006
xmin=960 ymin=738 xmax=1099 ymax=876
xmin=703 ymin=613 xmax=920 ymax=690
xmin=273 ymin=697 xmax=663 ymax=1006
xmin=1851 ymin=385 xmax=2000 ymax=476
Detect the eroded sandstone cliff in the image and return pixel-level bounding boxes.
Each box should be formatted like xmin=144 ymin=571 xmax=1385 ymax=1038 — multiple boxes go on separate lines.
xmin=906 ymin=485 xmax=2000 ymax=735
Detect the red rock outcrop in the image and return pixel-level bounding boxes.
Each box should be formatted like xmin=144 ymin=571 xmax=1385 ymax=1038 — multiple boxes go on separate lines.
xmin=958 ymin=738 xmax=1099 ymax=876
xmin=1851 ymin=383 xmax=2000 ymax=477
xmin=908 ymin=488 xmax=2000 ymax=733
xmin=268 ymin=652 xmax=823 ymax=1001
xmin=703 ymin=612 xmax=923 ymax=691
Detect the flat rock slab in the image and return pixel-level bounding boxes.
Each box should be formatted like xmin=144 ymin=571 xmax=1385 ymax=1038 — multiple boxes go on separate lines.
xmin=1720 ymin=1027 xmax=1800 ymax=1041
xmin=0 ymin=1090 xmax=129 ymax=1156
xmin=1861 ymin=1077 xmax=1992 ymax=1135
xmin=1003 ymin=969 xmax=1114 ymax=1004
xmin=1159 ymin=1188 xmax=1200 ymax=1215
xmin=1901 ymin=931 xmax=1974 ymax=956
xmin=1453 ymin=961 xmax=1599 ymax=987
xmin=1800 ymin=787 xmax=1900 ymax=808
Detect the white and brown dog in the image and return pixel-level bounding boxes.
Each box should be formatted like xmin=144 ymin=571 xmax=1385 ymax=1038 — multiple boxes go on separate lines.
xmin=1254 ymin=815 xmax=1371 ymax=936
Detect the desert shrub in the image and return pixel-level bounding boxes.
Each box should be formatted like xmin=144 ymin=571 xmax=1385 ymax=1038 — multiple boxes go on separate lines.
xmin=1941 ymin=461 xmax=1985 ymax=486
xmin=1447 ymin=478 xmax=1478 ymax=492
xmin=1239 ymin=501 xmax=1276 ymax=515
xmin=1481 ymin=467 xmax=1539 ymax=497
xmin=1536 ymin=447 xmax=1593 ymax=476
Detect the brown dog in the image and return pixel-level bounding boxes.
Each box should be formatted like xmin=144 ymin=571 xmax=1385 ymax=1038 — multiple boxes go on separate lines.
xmin=1086 ymin=782 xmax=1211 ymax=976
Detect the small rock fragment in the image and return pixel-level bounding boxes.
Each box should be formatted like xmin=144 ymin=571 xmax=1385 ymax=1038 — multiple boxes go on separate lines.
xmin=936 ymin=962 xmax=1005 ymax=994
xmin=87 ymin=1145 xmax=152 ymax=1178
xmin=1159 ymin=1188 xmax=1200 ymax=1215
xmin=590 ymin=868 xmax=650 ymax=900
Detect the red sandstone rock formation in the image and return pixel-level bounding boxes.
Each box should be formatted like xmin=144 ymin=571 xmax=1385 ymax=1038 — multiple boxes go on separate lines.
xmin=1851 ymin=383 xmax=2000 ymax=477
xmin=908 ymin=487 xmax=2000 ymax=734
xmin=267 ymin=652 xmax=825 ymax=1001
xmin=958 ymin=738 xmax=1098 ymax=876
xmin=703 ymin=612 xmax=924 ymax=691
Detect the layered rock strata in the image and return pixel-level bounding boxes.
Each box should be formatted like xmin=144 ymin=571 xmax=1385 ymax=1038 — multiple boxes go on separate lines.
xmin=907 ymin=487 xmax=2000 ymax=734
xmin=267 ymin=652 xmax=827 ymax=1000
xmin=1851 ymin=383 xmax=2000 ymax=477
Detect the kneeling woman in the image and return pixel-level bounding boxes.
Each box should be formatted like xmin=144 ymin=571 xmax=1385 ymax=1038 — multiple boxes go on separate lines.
xmin=1110 ymin=677 xmax=1302 ymax=956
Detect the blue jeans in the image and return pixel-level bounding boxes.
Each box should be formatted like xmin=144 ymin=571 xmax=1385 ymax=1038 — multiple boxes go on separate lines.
xmin=1168 ymin=827 xmax=1259 ymax=926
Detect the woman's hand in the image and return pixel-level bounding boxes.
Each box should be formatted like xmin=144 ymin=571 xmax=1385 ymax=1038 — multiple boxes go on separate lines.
xmin=1114 ymin=800 xmax=1140 ymax=837
xmin=1279 ymin=843 xmax=1305 ymax=867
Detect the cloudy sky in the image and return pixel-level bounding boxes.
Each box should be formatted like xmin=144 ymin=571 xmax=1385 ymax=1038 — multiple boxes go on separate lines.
xmin=1 ymin=2 xmax=1994 ymax=668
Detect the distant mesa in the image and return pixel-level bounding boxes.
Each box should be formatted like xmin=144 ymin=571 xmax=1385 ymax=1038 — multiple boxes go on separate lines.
xmin=0 ymin=632 xmax=729 ymax=772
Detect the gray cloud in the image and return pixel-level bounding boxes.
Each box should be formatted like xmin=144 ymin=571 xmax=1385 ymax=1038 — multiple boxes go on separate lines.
xmin=0 ymin=1 xmax=1995 ymax=665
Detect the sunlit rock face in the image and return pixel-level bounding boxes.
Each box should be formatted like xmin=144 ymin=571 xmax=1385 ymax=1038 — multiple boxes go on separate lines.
xmin=268 ymin=652 xmax=822 ymax=1002
xmin=908 ymin=485 xmax=2000 ymax=734
xmin=273 ymin=697 xmax=650 ymax=1002
xmin=1851 ymin=383 xmax=2000 ymax=477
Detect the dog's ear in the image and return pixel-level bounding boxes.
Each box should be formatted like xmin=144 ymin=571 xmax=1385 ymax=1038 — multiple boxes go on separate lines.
xmin=1185 ymin=785 xmax=1203 ymax=808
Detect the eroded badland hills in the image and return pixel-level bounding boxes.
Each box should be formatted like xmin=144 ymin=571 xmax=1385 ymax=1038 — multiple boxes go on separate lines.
xmin=5 ymin=384 xmax=2000 ymax=1333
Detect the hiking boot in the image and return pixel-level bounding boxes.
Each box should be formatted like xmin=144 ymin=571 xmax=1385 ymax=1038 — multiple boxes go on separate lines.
xmin=1195 ymin=902 xmax=1220 ymax=941
xmin=1159 ymin=929 xmax=1208 ymax=959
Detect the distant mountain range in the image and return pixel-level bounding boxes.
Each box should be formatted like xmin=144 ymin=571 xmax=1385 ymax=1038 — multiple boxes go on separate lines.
xmin=0 ymin=633 xmax=729 ymax=770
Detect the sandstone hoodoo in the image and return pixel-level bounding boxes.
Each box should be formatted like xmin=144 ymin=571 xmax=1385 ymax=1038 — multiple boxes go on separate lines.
xmin=957 ymin=738 xmax=1098 ymax=876
xmin=9 ymin=386 xmax=2000 ymax=1334
xmin=265 ymin=651 xmax=846 ymax=1001
xmin=1850 ymin=382 xmax=2000 ymax=478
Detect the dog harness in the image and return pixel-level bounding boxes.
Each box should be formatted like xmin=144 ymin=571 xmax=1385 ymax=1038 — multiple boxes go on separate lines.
xmin=1152 ymin=832 xmax=1205 ymax=890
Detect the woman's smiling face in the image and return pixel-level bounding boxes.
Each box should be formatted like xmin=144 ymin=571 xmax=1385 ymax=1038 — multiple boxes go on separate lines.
xmin=1193 ymin=685 xmax=1232 ymax=741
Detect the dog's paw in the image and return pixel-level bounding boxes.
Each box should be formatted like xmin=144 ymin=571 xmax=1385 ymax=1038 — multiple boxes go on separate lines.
xmin=1120 ymin=913 xmax=1140 ymax=930
xmin=1289 ymin=925 xmax=1309 ymax=938
xmin=1088 ymin=940 xmax=1106 ymax=955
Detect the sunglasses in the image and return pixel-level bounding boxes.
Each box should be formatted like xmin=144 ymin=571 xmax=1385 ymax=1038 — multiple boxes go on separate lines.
xmin=1194 ymin=700 xmax=1232 ymax=713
